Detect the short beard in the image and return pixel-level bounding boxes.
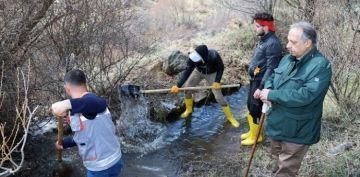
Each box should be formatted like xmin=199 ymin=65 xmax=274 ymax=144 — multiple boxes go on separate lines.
xmin=257 ymin=31 xmax=265 ymax=36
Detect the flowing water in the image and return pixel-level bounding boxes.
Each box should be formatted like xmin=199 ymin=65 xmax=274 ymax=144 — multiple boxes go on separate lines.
xmin=119 ymin=87 xmax=249 ymax=177
xmin=21 ymin=87 xmax=249 ymax=177
xmin=117 ymin=92 xmax=168 ymax=154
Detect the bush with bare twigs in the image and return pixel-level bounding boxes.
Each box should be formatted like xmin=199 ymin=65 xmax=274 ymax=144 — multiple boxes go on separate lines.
xmin=0 ymin=61 xmax=39 ymax=177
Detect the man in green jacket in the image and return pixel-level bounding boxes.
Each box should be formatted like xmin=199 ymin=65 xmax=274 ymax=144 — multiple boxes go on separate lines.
xmin=260 ymin=21 xmax=332 ymax=176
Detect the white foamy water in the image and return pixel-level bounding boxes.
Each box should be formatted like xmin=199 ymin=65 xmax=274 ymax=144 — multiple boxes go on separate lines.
xmin=30 ymin=117 xmax=57 ymax=136
xmin=117 ymin=93 xmax=179 ymax=154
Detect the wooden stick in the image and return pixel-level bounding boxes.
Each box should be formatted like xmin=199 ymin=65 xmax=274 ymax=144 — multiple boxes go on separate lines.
xmin=56 ymin=117 xmax=64 ymax=162
xmin=141 ymin=84 xmax=241 ymax=94
xmin=244 ymin=104 xmax=268 ymax=177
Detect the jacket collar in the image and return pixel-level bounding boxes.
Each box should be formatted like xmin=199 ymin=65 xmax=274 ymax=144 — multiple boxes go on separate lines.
xmin=290 ymin=46 xmax=318 ymax=66
xmin=274 ymin=47 xmax=318 ymax=88
xmin=260 ymin=31 xmax=275 ymax=42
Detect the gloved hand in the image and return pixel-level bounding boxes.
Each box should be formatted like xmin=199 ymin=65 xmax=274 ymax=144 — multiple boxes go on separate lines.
xmin=212 ymin=82 xmax=221 ymax=90
xmin=254 ymin=66 xmax=261 ymax=76
xmin=170 ymin=85 xmax=179 ymax=93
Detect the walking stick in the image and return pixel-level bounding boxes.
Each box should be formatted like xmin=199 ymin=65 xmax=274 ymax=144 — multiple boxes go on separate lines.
xmin=244 ymin=103 xmax=269 ymax=177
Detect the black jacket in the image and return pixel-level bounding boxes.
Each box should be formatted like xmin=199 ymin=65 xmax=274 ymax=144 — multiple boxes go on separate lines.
xmin=177 ymin=49 xmax=224 ymax=87
xmin=248 ymin=32 xmax=282 ymax=89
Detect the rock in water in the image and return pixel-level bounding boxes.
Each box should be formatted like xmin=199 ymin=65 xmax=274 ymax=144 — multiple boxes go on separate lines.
xmin=162 ymin=50 xmax=188 ymax=76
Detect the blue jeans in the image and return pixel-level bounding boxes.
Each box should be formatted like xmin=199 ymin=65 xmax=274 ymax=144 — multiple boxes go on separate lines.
xmin=87 ymin=158 xmax=123 ymax=177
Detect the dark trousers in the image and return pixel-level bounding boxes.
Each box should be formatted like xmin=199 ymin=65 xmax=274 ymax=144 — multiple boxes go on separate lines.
xmin=247 ymin=79 xmax=263 ymax=124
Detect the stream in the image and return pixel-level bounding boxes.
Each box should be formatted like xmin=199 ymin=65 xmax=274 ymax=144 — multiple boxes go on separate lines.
xmin=19 ymin=87 xmax=249 ymax=177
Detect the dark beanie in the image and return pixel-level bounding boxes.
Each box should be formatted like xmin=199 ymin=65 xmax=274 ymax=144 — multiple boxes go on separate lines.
xmin=195 ymin=45 xmax=208 ymax=60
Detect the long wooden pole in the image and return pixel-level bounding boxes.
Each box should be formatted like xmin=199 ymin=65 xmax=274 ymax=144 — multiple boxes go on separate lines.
xmin=141 ymin=84 xmax=241 ymax=94
xmin=244 ymin=104 xmax=268 ymax=177
xmin=56 ymin=116 xmax=64 ymax=162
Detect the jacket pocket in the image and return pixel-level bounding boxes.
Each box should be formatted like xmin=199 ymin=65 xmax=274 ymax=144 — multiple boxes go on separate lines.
xmin=75 ymin=136 xmax=97 ymax=161
xmin=280 ymin=113 xmax=316 ymax=138
xmin=268 ymin=106 xmax=312 ymax=138
xmin=281 ymin=118 xmax=298 ymax=137
xmin=272 ymin=68 xmax=285 ymax=88
xmin=283 ymin=110 xmax=313 ymax=120
xmin=286 ymin=77 xmax=305 ymax=89
xmin=273 ymin=68 xmax=285 ymax=75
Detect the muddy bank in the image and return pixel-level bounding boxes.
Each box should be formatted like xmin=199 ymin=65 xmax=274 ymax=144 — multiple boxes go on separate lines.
xmin=15 ymin=131 xmax=86 ymax=177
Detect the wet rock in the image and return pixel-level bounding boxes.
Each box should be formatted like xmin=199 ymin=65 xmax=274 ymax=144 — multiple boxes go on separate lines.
xmin=150 ymin=100 xmax=184 ymax=122
xmin=149 ymin=85 xmax=241 ymax=122
xmin=150 ymin=105 xmax=170 ymax=122
xmin=162 ymin=50 xmax=188 ymax=76
xmin=149 ymin=92 xmax=210 ymax=122
xmin=193 ymin=86 xmax=242 ymax=107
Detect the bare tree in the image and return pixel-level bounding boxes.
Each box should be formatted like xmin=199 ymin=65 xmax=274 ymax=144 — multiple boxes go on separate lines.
xmin=0 ymin=3 xmax=59 ymax=170
xmin=32 ymin=0 xmax=157 ymax=108
xmin=0 ymin=0 xmax=64 ymax=128
xmin=0 ymin=0 xmax=55 ymax=70
xmin=318 ymin=1 xmax=360 ymax=119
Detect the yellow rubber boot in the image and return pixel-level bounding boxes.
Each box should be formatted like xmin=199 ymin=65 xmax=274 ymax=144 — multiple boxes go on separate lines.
xmin=241 ymin=113 xmax=253 ymax=140
xmin=241 ymin=120 xmax=264 ymax=146
xmin=181 ymin=98 xmax=194 ymax=118
xmin=222 ymin=105 xmax=240 ymax=128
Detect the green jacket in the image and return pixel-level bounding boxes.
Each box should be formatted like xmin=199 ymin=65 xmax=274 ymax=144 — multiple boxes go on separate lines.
xmin=264 ymin=47 xmax=332 ymax=145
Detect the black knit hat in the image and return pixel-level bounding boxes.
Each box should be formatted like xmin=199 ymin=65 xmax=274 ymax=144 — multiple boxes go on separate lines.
xmin=195 ymin=45 xmax=208 ymax=61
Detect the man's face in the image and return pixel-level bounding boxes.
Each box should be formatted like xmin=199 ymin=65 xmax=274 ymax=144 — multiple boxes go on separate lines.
xmin=286 ymin=28 xmax=312 ymax=58
xmin=254 ymin=22 xmax=266 ymax=36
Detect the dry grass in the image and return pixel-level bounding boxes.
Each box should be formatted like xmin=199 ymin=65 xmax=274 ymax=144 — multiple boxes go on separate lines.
xmin=180 ymin=95 xmax=360 ymax=177
xmin=254 ymin=97 xmax=360 ymax=177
